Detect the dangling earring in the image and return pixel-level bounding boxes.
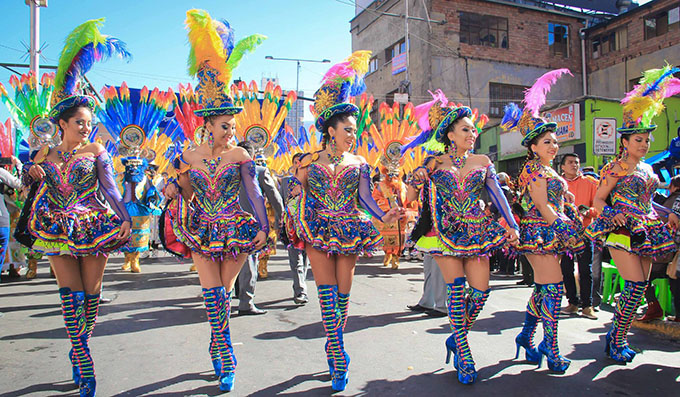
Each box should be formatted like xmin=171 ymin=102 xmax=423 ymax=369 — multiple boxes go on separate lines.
xmin=208 ymin=129 xmax=214 ymax=150
xmin=448 ymin=141 xmax=457 ymax=156
xmin=622 ymin=146 xmax=628 ymax=160
xmin=329 ymin=136 xmax=337 ymax=154
xmin=328 ymin=136 xmax=343 ymax=166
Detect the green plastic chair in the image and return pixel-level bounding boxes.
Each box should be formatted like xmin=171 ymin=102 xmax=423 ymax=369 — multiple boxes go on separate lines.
xmin=602 ymin=260 xmax=621 ymax=305
xmin=652 ymin=278 xmax=674 ymax=315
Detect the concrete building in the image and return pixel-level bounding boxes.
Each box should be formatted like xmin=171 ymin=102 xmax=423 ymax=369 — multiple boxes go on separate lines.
xmin=350 ymin=0 xmax=618 ymax=123
xmin=586 ymin=0 xmax=680 ymax=99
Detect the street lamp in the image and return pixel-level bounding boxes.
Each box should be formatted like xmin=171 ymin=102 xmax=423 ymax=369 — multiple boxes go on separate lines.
xmin=265 ymin=56 xmax=330 ymax=139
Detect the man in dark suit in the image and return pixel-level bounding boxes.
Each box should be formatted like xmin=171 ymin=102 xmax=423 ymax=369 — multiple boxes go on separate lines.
xmin=236 ymin=141 xmax=284 ymax=315
xmin=279 ymin=153 xmax=310 ymax=304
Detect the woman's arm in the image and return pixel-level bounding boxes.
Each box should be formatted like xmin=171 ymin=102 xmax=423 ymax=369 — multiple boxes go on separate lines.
xmin=528 ymin=178 xmax=559 ymax=225
xmin=240 ymin=160 xmax=270 ymax=234
xmin=485 ymin=165 xmax=519 ymax=231
xmin=95 ymin=151 xmax=131 ymax=222
xmin=358 ymin=163 xmax=386 ymax=220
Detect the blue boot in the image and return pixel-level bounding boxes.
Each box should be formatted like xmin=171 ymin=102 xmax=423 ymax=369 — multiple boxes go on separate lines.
xmin=514 ymin=283 xmax=542 ymax=363
xmin=60 ymin=288 xmax=96 ymax=396
xmin=536 ymin=283 xmax=570 ymax=373
xmin=318 ymin=285 xmax=350 ymax=392
xmin=203 ymin=287 xmax=237 ymax=392
xmin=445 ymin=277 xmax=477 ymax=385
xmin=606 ymin=280 xmax=646 ymax=363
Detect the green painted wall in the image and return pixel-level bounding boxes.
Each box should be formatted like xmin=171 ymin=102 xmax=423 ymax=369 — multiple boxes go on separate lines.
xmin=478 ymin=96 xmax=680 ymax=174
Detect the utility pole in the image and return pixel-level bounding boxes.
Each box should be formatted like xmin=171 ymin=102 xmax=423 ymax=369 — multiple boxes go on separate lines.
xmin=26 ymin=0 xmax=47 ymax=77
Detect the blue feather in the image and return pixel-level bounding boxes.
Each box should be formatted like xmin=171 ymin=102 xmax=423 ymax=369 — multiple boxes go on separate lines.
xmin=349 ymin=75 xmax=366 ymax=96
xmin=643 ymin=67 xmax=680 ymax=97
xmin=297 ymin=126 xmax=309 ymax=147
xmin=401 ymin=129 xmax=434 ymax=155
xmin=63 ymin=38 xmax=131 ymax=98
xmin=338 ymin=81 xmax=351 ymax=103
xmin=500 ymin=103 xmax=522 ymax=131
xmin=216 ymin=19 xmax=235 ymax=58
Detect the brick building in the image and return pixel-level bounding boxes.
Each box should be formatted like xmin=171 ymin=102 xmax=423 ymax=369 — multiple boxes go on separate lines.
xmin=586 ymin=0 xmax=680 ymax=99
xmin=350 ymin=0 xmax=618 ymax=123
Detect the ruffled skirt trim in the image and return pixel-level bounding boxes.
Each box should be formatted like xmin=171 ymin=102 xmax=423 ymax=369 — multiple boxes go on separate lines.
xmin=170 ymin=194 xmax=260 ymax=260
xmin=424 ymin=217 xmax=507 ymax=257
xmin=519 ymin=214 xmax=585 ymax=256
xmin=29 ymin=193 xmax=126 ymax=256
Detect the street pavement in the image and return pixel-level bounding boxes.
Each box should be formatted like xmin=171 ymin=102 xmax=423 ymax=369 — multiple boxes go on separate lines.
xmin=1 ymin=249 xmax=679 ymax=396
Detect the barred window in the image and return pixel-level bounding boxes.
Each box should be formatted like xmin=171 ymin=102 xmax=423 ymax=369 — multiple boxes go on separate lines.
xmin=459 ymin=12 xmax=508 ymax=49
xmin=489 ymin=83 xmax=529 ymax=118
xmin=549 ymin=23 xmax=569 ymax=58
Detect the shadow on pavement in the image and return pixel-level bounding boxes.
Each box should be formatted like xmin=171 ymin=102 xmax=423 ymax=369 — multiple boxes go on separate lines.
xmin=113 ymin=371 xmax=220 ymax=396
xmin=0 ymin=379 xmax=77 ymax=397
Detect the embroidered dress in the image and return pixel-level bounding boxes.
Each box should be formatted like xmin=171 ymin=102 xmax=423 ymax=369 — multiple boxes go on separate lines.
xmin=518 ymin=160 xmax=584 ymax=256
xmin=292 ymin=161 xmax=384 ymax=256
xmin=585 ymin=162 xmax=676 ymax=259
xmin=23 ymin=150 xmax=130 ymax=256
xmin=415 ymin=162 xmax=517 ymax=257
xmin=171 ymin=158 xmax=269 ymax=260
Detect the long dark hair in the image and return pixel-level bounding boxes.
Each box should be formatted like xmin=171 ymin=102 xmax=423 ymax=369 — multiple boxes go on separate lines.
xmin=57 ymin=105 xmax=93 ymax=135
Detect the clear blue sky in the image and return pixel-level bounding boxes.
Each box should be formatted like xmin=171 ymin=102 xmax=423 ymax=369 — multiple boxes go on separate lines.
xmin=0 ymin=0 xmax=356 ymax=123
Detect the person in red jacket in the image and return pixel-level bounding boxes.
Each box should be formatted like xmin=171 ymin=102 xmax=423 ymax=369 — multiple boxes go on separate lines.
xmin=559 ymin=153 xmax=599 ymax=319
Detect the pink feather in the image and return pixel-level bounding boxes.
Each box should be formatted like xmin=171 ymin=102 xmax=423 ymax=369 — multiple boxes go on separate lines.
xmin=621 ymin=84 xmax=645 ymax=104
xmin=523 ymin=68 xmax=572 ymax=116
xmin=321 ymin=62 xmax=354 ymax=83
xmin=414 ymin=89 xmax=448 ymax=131
xmin=662 ymin=78 xmax=680 ymax=98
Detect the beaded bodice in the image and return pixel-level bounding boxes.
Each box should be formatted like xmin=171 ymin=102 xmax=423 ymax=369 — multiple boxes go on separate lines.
xmin=187 ymin=163 xmax=242 ymax=217
xmin=307 ymin=163 xmax=362 ymax=213
xmin=610 ymin=166 xmax=658 ymax=215
xmin=520 ymin=162 xmax=567 ymax=217
xmin=431 ymin=166 xmax=488 ymax=217
xmin=41 ymin=156 xmax=100 ymax=210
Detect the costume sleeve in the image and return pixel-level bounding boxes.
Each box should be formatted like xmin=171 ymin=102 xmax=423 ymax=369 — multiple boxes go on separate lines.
xmin=96 ymin=151 xmax=131 ymax=222
xmin=358 ymin=163 xmax=386 ymax=220
xmin=240 ymin=160 xmax=269 ymax=234
xmin=485 ymin=165 xmax=519 ymax=231
xmin=652 ymin=201 xmax=672 ymax=217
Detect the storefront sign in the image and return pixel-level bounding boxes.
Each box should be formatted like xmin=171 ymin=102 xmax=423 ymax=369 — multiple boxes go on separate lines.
xmin=593 ymin=117 xmax=617 ymax=155
xmin=392 ymin=53 xmax=407 ymax=75
xmin=544 ymin=103 xmax=580 ymax=142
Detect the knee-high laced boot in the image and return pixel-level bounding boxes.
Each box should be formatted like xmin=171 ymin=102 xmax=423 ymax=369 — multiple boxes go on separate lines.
xmin=514 ymin=283 xmax=543 ymax=363
xmin=203 ymin=287 xmax=237 ymax=392
xmin=537 ymin=282 xmax=570 ymax=373
xmin=464 ymin=286 xmax=490 ymax=332
xmin=60 ymin=288 xmax=96 ymax=397
xmin=209 ymin=330 xmax=221 ymax=377
xmin=444 ymin=277 xmax=477 ymax=384
xmin=606 ymin=280 xmax=646 ymax=363
xmin=318 ymin=285 xmax=349 ymax=391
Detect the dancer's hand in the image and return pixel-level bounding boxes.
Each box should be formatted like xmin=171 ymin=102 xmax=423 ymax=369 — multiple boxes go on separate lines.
xmin=506 ymin=229 xmax=520 ymax=247
xmin=118 ymin=221 xmax=132 ymax=241
xmin=28 ymin=164 xmax=45 ymax=181
xmin=414 ymin=168 xmax=429 ymax=183
xmin=612 ymin=213 xmax=627 ymax=228
xmin=253 ymin=230 xmax=267 ymax=250
xmin=669 ymin=213 xmax=680 ymax=230
xmin=165 ymin=183 xmax=178 ymax=200
xmin=565 ymin=191 xmax=575 ymax=204
xmin=381 ymin=207 xmax=402 ymax=223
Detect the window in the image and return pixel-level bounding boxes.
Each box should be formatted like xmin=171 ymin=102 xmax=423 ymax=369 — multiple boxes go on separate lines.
xmin=385 ymin=38 xmax=405 ymax=62
xmin=368 ymin=57 xmax=379 ymax=74
xmin=549 ymin=23 xmax=569 ymax=57
xmin=459 ymin=12 xmax=508 ymax=49
xmin=489 ymin=82 xmax=529 ymax=118
xmin=645 ymin=7 xmax=679 ymax=40
xmin=591 ymin=26 xmax=627 ymax=59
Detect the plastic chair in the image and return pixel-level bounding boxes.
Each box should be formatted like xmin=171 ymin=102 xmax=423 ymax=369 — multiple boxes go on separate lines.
xmin=602 ymin=261 xmax=621 ymax=305
xmin=652 ymin=278 xmax=674 ymax=315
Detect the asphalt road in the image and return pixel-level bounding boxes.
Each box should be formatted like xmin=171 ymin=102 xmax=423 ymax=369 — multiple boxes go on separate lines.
xmin=1 ymin=250 xmax=679 ymax=396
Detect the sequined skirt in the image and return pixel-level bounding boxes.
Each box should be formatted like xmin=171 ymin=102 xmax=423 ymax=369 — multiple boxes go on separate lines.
xmin=585 ymin=206 xmax=676 ymax=259
xmin=293 ymin=197 xmax=382 ymax=256
xmin=29 ymin=195 xmax=126 ymax=256
xmin=170 ymin=195 xmax=260 ymax=260
xmin=519 ymin=213 xmax=585 ymax=256
xmin=417 ymin=215 xmax=507 ymax=257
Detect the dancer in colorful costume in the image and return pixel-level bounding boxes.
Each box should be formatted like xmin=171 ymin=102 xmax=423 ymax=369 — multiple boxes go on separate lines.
xmin=0 ymin=72 xmax=58 ymax=279
xmin=288 ymin=51 xmax=402 ymax=392
xmin=404 ymin=91 xmax=518 ymax=384
xmin=164 ymin=10 xmax=268 ymax=392
xmin=585 ymin=64 xmax=679 ymax=363
xmin=232 ymin=80 xmax=295 ymax=279
xmin=501 ymin=69 xmax=583 ymax=374
xmin=98 ymin=83 xmax=172 ymax=272
xmin=20 ymin=19 xmax=132 ymax=397
xmin=372 ymin=101 xmax=420 ymax=269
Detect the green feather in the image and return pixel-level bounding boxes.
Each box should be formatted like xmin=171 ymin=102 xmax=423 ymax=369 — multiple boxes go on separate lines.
xmin=225 ymin=34 xmax=267 ymax=74
xmin=54 ymin=18 xmax=107 ymax=92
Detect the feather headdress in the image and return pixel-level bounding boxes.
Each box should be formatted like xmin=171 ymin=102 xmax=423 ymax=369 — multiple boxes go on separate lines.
xmin=231 ymin=79 xmax=297 ymax=154
xmin=373 ymin=101 xmax=421 ymax=175
xmin=313 ymin=50 xmax=371 ymax=132
xmin=500 ymin=68 xmax=571 ymax=147
xmin=185 ymin=9 xmax=266 ymax=117
xmin=400 ymin=89 xmax=473 ymax=154
xmin=0 ymin=72 xmax=57 ymax=150
xmin=49 ymin=18 xmax=131 ymax=122
xmin=619 ymin=62 xmax=679 ymax=134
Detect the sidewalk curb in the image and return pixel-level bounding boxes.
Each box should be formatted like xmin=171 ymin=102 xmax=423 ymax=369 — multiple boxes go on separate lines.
xmin=632 ymin=319 xmax=680 ymax=339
